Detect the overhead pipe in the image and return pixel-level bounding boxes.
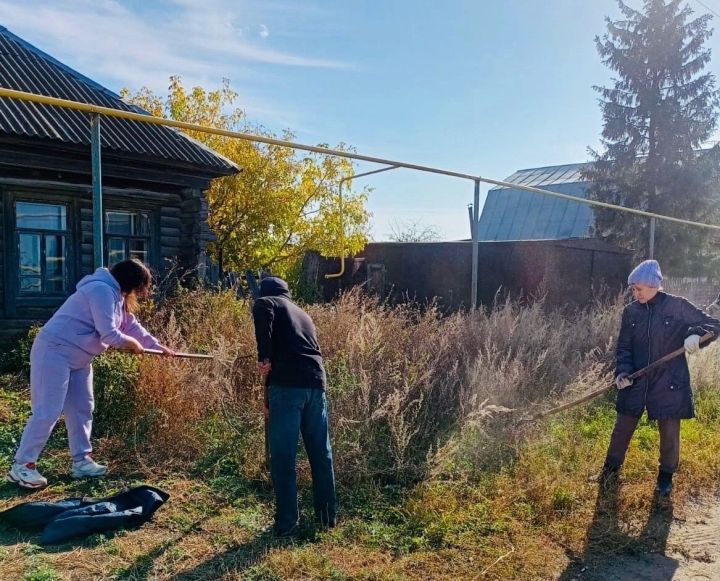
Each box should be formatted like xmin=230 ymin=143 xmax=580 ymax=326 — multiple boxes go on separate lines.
xmin=2 ymin=88 xmax=718 ymax=232
xmin=325 ymin=165 xmax=399 ymax=279
xmin=5 ymin=88 xmax=720 ymax=310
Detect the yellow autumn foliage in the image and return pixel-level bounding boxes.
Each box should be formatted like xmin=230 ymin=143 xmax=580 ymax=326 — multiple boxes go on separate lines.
xmin=121 ymin=76 xmax=370 ymax=277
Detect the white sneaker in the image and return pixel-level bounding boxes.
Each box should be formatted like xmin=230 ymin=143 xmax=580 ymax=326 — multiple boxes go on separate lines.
xmin=6 ymin=462 xmax=48 ymax=489
xmin=71 ymin=457 xmax=108 ymax=479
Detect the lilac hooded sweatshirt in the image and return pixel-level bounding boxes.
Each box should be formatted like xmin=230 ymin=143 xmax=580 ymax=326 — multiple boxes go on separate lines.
xmin=39 ymin=267 xmax=161 ymax=356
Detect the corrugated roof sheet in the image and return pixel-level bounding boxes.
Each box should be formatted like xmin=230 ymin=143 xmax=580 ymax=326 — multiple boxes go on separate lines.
xmin=477 ymin=163 xmax=593 ymax=241
xmin=0 ymin=26 xmax=239 ymax=175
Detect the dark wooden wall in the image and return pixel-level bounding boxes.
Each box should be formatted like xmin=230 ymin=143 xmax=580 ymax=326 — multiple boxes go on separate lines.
xmin=313 ymin=238 xmax=632 ymax=311
xmin=0 ymin=193 xmax=4 ymax=322
xmin=0 ymin=178 xmax=211 ymax=343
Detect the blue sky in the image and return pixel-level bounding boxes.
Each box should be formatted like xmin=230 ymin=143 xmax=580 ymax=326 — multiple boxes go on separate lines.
xmin=1 ymin=0 xmax=718 ymax=240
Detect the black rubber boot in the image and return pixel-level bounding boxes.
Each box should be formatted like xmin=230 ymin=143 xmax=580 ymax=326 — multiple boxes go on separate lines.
xmin=655 ymin=470 xmax=673 ymax=496
xmin=590 ymin=463 xmax=619 ymax=486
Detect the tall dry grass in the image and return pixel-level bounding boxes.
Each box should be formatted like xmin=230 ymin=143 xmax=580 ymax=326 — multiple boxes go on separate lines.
xmin=124 ymin=287 xmax=261 ymax=465
xmin=9 ymin=286 xmax=720 ymax=579
xmin=111 ymin=287 xmax=626 ymax=484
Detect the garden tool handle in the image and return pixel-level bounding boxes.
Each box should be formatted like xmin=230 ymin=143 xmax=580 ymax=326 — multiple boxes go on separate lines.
xmin=519 ymin=331 xmax=715 ymax=423
xmin=263 ymin=372 xmax=271 ymax=475
xmin=141 ymin=349 xmax=215 ymax=360
xmin=625 ymin=331 xmax=714 ymax=381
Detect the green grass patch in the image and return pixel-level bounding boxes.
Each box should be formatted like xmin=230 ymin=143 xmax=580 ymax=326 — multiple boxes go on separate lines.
xmin=1 ymin=291 xmax=720 ymax=579
xmin=24 ymin=563 xmax=59 ymax=581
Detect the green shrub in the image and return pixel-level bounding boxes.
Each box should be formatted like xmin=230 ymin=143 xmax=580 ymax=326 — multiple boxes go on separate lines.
xmin=0 ymin=325 xmax=40 ymax=376
xmin=0 ymin=390 xmax=30 ymax=463
xmin=92 ymin=351 xmax=140 ymax=439
xmin=24 ymin=563 xmax=60 ymax=581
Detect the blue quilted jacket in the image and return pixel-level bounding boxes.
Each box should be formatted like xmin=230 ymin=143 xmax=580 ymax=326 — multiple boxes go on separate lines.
xmin=615 ymin=292 xmax=719 ymax=420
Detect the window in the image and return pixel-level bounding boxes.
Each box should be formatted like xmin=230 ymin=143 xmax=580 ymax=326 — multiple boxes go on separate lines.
xmin=16 ymin=202 xmax=68 ymax=295
xmin=105 ymin=210 xmax=151 ymax=265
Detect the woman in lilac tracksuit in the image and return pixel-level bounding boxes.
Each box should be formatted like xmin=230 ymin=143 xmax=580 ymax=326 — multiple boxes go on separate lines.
xmin=6 ymin=259 xmax=173 ymax=489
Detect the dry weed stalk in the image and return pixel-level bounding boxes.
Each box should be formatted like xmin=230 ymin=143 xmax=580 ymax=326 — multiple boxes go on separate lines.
xmin=116 ymin=287 xmax=625 ymax=482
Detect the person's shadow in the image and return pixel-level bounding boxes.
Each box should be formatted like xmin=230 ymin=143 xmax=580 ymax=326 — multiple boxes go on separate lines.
xmin=558 ymin=478 xmax=678 ymax=580
xmin=167 ymin=530 xmax=314 ymax=581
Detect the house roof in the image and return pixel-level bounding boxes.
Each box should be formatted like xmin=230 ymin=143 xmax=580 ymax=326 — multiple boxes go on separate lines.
xmin=0 ymin=26 xmax=239 ymax=176
xmin=477 ymin=163 xmax=593 ymax=241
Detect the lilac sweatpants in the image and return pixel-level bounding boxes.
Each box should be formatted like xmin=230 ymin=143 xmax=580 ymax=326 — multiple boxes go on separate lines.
xmin=15 ymin=334 xmax=95 ymax=464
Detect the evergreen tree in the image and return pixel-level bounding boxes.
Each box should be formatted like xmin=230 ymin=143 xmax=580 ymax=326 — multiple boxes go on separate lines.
xmin=584 ymin=0 xmax=720 ymax=275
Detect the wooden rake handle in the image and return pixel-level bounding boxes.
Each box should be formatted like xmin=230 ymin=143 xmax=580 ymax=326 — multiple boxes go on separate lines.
xmin=518 ymin=331 xmax=715 ymax=423
xmin=141 ymin=349 xmax=215 ymax=360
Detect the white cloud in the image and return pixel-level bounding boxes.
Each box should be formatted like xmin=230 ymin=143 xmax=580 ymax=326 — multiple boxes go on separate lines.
xmin=0 ymin=0 xmax=349 ymax=76
xmin=2 ymin=0 xmax=347 ymax=67
xmin=0 ymin=0 xmax=350 ymax=128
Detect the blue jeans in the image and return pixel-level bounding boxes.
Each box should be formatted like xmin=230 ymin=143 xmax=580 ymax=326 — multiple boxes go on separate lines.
xmin=267 ymin=386 xmax=336 ymax=534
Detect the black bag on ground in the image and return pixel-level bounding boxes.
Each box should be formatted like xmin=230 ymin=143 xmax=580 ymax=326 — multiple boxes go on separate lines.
xmin=0 ymin=485 xmax=169 ymax=544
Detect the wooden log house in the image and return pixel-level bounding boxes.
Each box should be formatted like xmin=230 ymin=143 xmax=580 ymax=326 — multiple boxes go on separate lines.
xmin=0 ymin=27 xmax=240 ymax=341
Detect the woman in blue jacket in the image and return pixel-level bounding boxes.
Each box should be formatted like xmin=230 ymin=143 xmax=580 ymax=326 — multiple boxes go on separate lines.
xmin=599 ymin=260 xmax=719 ymax=495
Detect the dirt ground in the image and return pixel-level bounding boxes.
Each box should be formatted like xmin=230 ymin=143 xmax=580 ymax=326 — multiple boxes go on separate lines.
xmin=560 ymin=497 xmax=720 ymax=580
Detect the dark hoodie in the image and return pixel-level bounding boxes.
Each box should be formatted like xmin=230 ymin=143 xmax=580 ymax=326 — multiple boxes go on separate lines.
xmin=252 ymin=277 xmax=326 ymax=390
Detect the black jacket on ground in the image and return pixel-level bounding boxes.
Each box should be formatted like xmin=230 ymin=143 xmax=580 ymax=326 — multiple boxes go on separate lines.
xmin=252 ymin=277 xmax=326 ymax=390
xmin=615 ymin=292 xmax=720 ymax=420
xmin=0 ymin=485 xmax=169 ymax=545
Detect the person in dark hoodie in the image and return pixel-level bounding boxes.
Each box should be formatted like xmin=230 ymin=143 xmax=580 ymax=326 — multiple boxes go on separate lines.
xmin=252 ymin=276 xmax=336 ymax=536
xmin=596 ymin=260 xmax=719 ymax=496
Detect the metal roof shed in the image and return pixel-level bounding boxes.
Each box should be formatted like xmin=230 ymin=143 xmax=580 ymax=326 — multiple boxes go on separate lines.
xmin=477 ymin=163 xmax=593 ymax=241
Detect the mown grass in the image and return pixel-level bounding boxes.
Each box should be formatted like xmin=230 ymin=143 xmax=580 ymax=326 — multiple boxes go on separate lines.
xmin=1 ymin=290 xmax=719 ymax=579
xmin=238 ymin=386 xmax=720 ymax=580
xmin=2 ymin=379 xmax=720 ymax=579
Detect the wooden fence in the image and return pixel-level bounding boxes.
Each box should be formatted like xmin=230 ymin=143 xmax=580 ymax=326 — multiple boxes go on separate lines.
xmin=663 ymin=277 xmax=719 ymax=309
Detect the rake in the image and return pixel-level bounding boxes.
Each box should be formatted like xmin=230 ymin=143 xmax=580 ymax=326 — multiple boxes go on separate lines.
xmin=517 ymin=332 xmax=715 ymax=423
xmin=141 ymin=349 xmax=215 ymax=360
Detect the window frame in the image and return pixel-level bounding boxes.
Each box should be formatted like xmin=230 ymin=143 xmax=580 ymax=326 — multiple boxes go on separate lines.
xmin=15 ymin=201 xmax=69 ymax=297
xmin=103 ymin=208 xmax=154 ymax=267
xmin=2 ymin=188 xmax=77 ymax=313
